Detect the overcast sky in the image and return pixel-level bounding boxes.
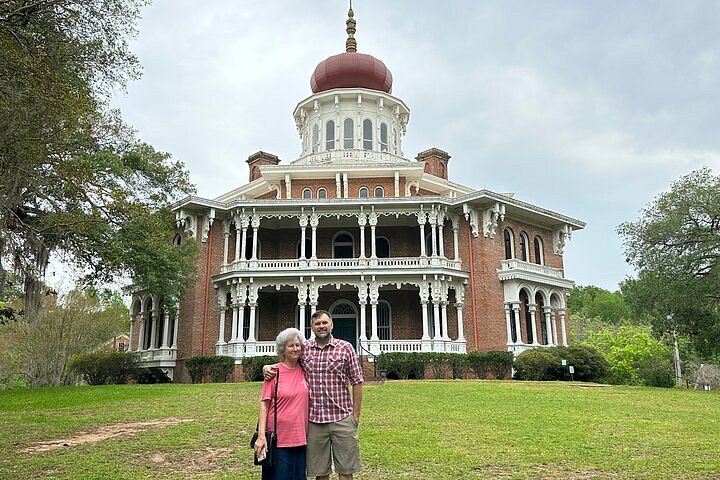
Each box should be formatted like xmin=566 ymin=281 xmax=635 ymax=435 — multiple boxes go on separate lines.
xmin=109 ymin=0 xmax=720 ymax=292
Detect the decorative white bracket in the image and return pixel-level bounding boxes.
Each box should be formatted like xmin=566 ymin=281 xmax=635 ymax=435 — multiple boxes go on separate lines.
xmin=553 ymin=224 xmax=572 ymax=255
xmin=482 ymin=202 xmax=505 ymax=239
xmin=462 ymin=204 xmax=479 ymax=238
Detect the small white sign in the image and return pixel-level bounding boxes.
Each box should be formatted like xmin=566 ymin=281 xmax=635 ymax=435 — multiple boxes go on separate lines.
xmin=561 ymin=359 xmax=567 ymax=366
xmin=569 ymin=366 xmax=575 ymax=374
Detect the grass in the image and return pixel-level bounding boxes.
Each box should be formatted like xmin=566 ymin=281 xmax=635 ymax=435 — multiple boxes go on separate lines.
xmin=0 ymin=381 xmax=718 ymax=479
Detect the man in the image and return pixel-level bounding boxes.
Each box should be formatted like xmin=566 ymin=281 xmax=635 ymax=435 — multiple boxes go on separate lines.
xmin=264 ymin=310 xmax=363 ymax=480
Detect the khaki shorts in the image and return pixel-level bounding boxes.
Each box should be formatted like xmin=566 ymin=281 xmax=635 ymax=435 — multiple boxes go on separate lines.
xmin=307 ymin=415 xmax=362 ymax=477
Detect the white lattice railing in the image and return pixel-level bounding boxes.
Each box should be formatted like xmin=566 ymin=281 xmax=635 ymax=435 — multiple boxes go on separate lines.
xmin=220 ymin=256 xmax=462 ymax=274
xmin=499 ymin=259 xmax=565 ymax=279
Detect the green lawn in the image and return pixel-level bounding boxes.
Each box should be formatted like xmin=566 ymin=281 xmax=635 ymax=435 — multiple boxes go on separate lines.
xmin=0 ymin=381 xmax=718 ymax=479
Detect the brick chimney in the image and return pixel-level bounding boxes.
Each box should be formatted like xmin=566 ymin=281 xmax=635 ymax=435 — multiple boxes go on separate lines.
xmin=246 ymin=151 xmax=280 ymax=182
xmin=416 ymin=147 xmax=451 ymax=180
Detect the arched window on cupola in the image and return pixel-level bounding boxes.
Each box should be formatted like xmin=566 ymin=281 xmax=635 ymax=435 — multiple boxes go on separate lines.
xmin=326 ymin=120 xmax=335 ymax=150
xmin=363 ymin=119 xmax=373 ymax=150
xmin=380 ymin=123 xmax=388 ymax=152
xmin=311 ymin=123 xmax=320 ymax=153
xmin=534 ymin=236 xmax=544 ymax=265
xmin=317 ymin=188 xmax=327 ymax=199
xmin=344 ymin=118 xmax=354 ymax=149
xmin=519 ymin=232 xmax=529 ymax=262
xmin=359 ymin=187 xmax=369 ymax=198
xmin=504 ymin=228 xmax=514 ymax=260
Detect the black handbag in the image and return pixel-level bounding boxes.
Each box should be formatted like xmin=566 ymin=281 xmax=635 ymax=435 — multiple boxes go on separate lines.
xmin=250 ymin=370 xmax=279 ymax=467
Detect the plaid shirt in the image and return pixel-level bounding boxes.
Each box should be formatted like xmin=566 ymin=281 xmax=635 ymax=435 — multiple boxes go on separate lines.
xmin=302 ymin=336 xmax=363 ymax=423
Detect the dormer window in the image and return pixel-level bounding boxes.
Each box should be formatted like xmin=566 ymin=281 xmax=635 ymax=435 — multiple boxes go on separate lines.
xmin=363 ymin=119 xmax=373 ymax=150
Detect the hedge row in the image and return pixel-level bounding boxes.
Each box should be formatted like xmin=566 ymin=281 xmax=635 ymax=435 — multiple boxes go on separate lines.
xmin=185 ymin=355 xmax=235 ymax=383
xmin=375 ymin=351 xmax=514 ymax=380
xmin=66 ymin=351 xmax=170 ymax=385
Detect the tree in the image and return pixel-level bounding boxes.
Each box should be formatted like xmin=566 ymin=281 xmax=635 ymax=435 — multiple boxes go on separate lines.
xmin=567 ymin=285 xmax=631 ymax=324
xmin=0 ymin=1 xmax=196 ymax=317
xmin=618 ymin=168 xmax=720 ymax=359
xmin=11 ymin=288 xmax=130 ymax=387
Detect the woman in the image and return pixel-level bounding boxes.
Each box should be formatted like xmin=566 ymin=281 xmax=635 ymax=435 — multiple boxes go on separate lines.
xmin=253 ymin=328 xmax=309 ymax=480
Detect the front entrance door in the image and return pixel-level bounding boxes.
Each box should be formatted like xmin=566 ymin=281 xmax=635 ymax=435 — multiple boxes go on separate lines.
xmin=331 ymin=302 xmax=357 ymax=351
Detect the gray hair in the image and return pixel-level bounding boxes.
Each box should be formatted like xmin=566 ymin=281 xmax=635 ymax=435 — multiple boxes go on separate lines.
xmin=275 ymin=328 xmax=305 ymax=359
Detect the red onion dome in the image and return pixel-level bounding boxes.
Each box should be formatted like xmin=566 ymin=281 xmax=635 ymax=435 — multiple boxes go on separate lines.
xmin=311 ymin=52 xmax=393 ymax=94
xmin=310 ymin=6 xmax=393 ymax=94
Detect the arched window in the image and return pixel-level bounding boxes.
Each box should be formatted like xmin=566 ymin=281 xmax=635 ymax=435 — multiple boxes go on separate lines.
xmin=311 ymin=123 xmax=320 ymax=153
xmin=333 ymin=232 xmax=354 ymax=258
xmin=380 ymin=123 xmax=388 ymax=151
xmin=519 ymin=232 xmax=529 ymax=262
xmin=325 ymin=120 xmax=335 ymax=150
xmin=317 ymin=187 xmax=327 ymax=199
xmin=362 ymin=119 xmax=373 ymax=150
xmin=359 ymin=187 xmax=369 ymax=198
xmin=302 ymin=188 xmax=312 ymax=199
xmin=374 ymin=186 xmax=384 ymax=198
xmin=376 ymin=237 xmax=390 ymax=258
xmin=534 ymin=236 xmax=544 ymax=265
xmin=503 ymin=228 xmax=514 ymax=259
xmin=438 ymin=162 xmax=445 ymax=178
xmin=343 ymin=118 xmax=354 ymax=149
xmin=378 ymin=301 xmax=391 ymax=340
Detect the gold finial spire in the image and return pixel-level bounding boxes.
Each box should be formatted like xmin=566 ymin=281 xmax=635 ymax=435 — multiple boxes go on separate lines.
xmin=345 ymin=1 xmax=357 ymax=52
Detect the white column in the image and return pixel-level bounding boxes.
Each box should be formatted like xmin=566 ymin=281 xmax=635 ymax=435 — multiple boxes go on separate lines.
xmin=441 ymin=301 xmax=449 ymax=340
xmin=452 ymin=225 xmax=459 ymax=261
xmin=128 ymin=314 xmax=135 ymax=352
xmin=239 ymin=224 xmax=248 ymax=262
xmin=358 ymin=214 xmax=366 ymax=259
xmin=222 ymin=226 xmax=230 ymax=266
xmin=251 ymin=215 xmax=259 ymax=260
xmin=529 ymin=304 xmax=539 ymax=345
xmin=247 ymin=303 xmax=257 ymax=342
xmin=547 ymin=308 xmax=557 ymax=346
xmin=370 ymin=300 xmax=379 ymax=341
xmin=513 ymin=304 xmax=522 ymax=344
xmin=172 ymin=304 xmax=179 ymax=348
xmin=421 ymin=301 xmax=430 ymax=340
xmin=343 ymin=173 xmax=349 ymax=199
xmin=161 ymin=310 xmax=170 ymax=348
xmin=358 ymin=286 xmax=368 ymax=341
xmin=394 ymin=171 xmax=400 ymax=197
xmin=504 ymin=304 xmax=513 ymax=345
xmin=559 ymin=309 xmax=568 ymax=346
xmin=438 ymin=220 xmax=445 ymax=258
xmin=432 ymin=300 xmax=441 ymax=340
xmin=418 ymin=213 xmax=427 ymax=257
xmin=218 ymin=306 xmax=227 ymax=345
xmin=335 ymin=172 xmax=342 ymax=198
xmin=429 ymin=213 xmax=438 ymax=257
xmin=298 ymin=303 xmax=306 ymax=335
xmin=456 ymin=304 xmax=465 ymax=340
xmin=149 ymin=298 xmax=159 ymax=349
xmin=136 ymin=307 xmax=146 ymax=352
xmin=310 ymin=213 xmax=318 ymax=259
xmin=230 ymin=303 xmax=239 ymax=342
xmin=369 ymin=212 xmax=378 ymax=259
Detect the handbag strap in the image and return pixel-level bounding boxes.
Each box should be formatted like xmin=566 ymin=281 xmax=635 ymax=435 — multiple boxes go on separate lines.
xmin=272 ymin=369 xmax=279 ymax=437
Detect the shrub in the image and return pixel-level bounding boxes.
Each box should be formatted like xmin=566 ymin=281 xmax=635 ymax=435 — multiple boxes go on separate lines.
xmin=66 ymin=351 xmax=139 ymax=385
xmin=466 ymin=351 xmax=514 ymax=379
xmin=375 ymin=352 xmax=425 ymax=380
xmin=513 ymin=348 xmax=562 ymax=381
xmin=133 ymin=367 xmax=171 ymax=384
xmin=242 ymin=356 xmax=279 ymax=382
xmin=425 ymin=353 xmax=452 ymax=379
xmin=557 ymin=345 xmax=609 ymax=383
xmin=637 ymin=354 xmax=674 ymax=388
xmin=185 ymin=355 xmax=236 ymax=383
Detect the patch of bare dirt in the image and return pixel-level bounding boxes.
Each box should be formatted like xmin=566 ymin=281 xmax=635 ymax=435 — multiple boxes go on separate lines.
xmin=20 ymin=418 xmax=194 ymax=454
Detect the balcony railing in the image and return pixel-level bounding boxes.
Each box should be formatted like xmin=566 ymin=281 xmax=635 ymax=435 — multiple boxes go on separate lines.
xmin=219 ymin=256 xmax=463 ymax=274
xmin=498 ymin=259 xmax=565 ymax=279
